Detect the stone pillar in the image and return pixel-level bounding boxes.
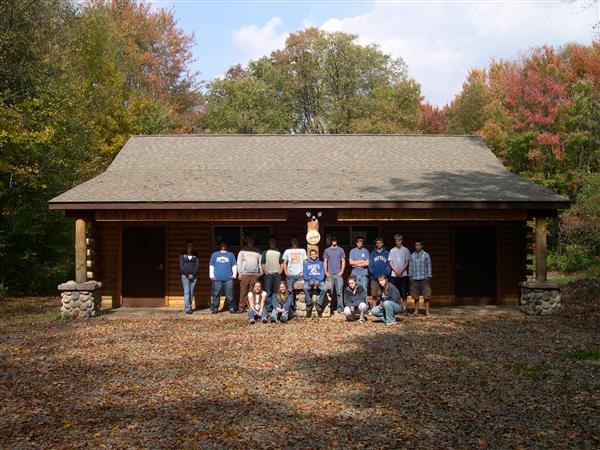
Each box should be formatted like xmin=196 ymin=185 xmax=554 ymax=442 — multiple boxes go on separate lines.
xmin=535 ymin=216 xmax=547 ymax=282
xmin=75 ymin=218 xmax=87 ymax=283
xmin=293 ymin=280 xmax=332 ymax=318
xmin=59 ymin=280 xmax=102 ymax=319
xmin=519 ymin=281 xmax=561 ymax=315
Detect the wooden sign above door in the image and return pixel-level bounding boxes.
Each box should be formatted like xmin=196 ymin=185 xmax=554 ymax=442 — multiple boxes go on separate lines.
xmin=95 ymin=210 xmax=288 ymax=222
xmin=337 ymin=209 xmax=527 ymax=221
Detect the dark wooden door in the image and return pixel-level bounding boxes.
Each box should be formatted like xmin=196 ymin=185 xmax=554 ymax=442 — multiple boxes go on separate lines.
xmin=454 ymin=226 xmax=496 ymax=305
xmin=122 ymin=227 xmax=165 ymax=307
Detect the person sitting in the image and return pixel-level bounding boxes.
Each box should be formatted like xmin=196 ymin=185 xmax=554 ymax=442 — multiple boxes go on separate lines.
xmin=370 ymin=274 xmax=403 ymax=326
xmin=270 ymin=280 xmax=293 ymax=323
xmin=246 ymin=281 xmax=268 ymax=324
xmin=343 ymin=275 xmax=369 ymax=322
xmin=303 ymin=248 xmax=326 ymax=317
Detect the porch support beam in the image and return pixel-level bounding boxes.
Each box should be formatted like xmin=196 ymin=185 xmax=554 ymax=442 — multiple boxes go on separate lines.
xmin=75 ymin=218 xmax=87 ymax=283
xmin=535 ymin=216 xmax=547 ymax=282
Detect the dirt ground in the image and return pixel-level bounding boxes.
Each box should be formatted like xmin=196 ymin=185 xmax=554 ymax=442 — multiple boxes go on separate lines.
xmin=1 ymin=282 xmax=599 ymax=449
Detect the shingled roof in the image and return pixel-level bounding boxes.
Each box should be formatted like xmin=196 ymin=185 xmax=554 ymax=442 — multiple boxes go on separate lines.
xmin=49 ymin=135 xmax=569 ymax=207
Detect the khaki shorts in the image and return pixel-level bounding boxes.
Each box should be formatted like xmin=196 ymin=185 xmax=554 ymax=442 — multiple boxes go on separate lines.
xmin=410 ymin=279 xmax=431 ymax=300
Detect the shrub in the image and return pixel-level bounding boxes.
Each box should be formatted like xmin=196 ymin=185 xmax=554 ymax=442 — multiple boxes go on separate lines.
xmin=0 ymin=283 xmax=7 ymax=301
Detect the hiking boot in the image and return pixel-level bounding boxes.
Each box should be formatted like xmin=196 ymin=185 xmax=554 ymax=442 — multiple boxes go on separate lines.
xmin=249 ymin=319 xmax=256 ymax=324
xmin=262 ymin=318 xmax=268 ymax=324
xmin=210 ymin=309 xmax=218 ymax=314
xmin=385 ymin=320 xmax=398 ymax=326
xmin=316 ymin=304 xmax=324 ymax=317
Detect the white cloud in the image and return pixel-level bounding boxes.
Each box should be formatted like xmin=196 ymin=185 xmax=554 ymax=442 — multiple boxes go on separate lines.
xmin=231 ymin=17 xmax=288 ymax=61
xmin=319 ymin=0 xmax=598 ymax=106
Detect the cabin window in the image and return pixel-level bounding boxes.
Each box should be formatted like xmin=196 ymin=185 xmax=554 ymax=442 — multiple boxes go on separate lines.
xmin=323 ymin=225 xmax=380 ymax=246
xmin=213 ymin=226 xmax=270 ymax=247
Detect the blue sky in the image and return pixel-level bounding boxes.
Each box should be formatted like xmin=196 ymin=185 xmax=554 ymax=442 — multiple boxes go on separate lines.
xmin=147 ymin=1 xmax=599 ymax=106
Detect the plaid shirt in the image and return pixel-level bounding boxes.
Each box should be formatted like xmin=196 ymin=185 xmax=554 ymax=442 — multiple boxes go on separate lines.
xmin=408 ymin=250 xmax=432 ymax=280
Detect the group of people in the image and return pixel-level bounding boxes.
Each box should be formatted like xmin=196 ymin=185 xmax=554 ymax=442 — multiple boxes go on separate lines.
xmin=180 ymin=233 xmax=432 ymax=325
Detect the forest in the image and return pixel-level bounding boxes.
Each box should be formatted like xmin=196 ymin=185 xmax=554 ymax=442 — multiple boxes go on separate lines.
xmin=1 ymin=0 xmax=598 ymax=294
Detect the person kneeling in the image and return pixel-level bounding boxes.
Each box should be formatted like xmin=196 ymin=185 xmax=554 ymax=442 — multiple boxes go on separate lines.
xmin=247 ymin=281 xmax=268 ymax=324
xmin=270 ymin=280 xmax=293 ymax=323
xmin=303 ymin=249 xmax=326 ymax=316
xmin=371 ymin=275 xmax=403 ymax=326
xmin=343 ymin=275 xmax=369 ymax=322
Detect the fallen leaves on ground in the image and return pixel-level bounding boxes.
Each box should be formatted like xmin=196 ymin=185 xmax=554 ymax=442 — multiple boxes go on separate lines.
xmin=0 ymin=288 xmax=599 ymax=449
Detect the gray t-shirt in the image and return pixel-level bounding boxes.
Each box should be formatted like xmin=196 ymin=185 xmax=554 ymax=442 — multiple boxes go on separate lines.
xmin=323 ymin=246 xmax=346 ymax=275
xmin=389 ymin=245 xmax=411 ymax=277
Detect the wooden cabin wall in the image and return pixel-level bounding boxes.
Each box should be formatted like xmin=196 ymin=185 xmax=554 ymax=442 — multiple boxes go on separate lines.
xmin=92 ymin=214 xmax=527 ymax=309
xmin=497 ymin=221 xmax=528 ymax=305
xmin=94 ymin=221 xmax=120 ymax=308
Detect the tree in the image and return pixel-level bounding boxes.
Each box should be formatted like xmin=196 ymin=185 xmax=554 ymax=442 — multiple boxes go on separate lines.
xmin=446 ymin=69 xmax=491 ymax=134
xmin=202 ymin=28 xmax=421 ymax=134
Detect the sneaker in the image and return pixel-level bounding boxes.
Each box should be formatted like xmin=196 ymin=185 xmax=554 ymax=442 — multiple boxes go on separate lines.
xmin=210 ymin=309 xmax=218 ymax=314
xmin=385 ymin=320 xmax=398 ymax=326
xmin=359 ymin=317 xmax=366 ymax=322
xmin=280 ymin=317 xmax=287 ymax=323
xmin=185 ymin=310 xmax=193 ymax=315
xmin=270 ymin=316 xmax=277 ymax=323
xmin=229 ymin=309 xmax=238 ymax=314
xmin=249 ymin=319 xmax=256 ymax=324
xmin=262 ymin=318 xmax=268 ymax=324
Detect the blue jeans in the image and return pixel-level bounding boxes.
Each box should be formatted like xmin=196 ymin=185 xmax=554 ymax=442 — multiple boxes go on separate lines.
xmin=247 ymin=307 xmax=268 ymax=322
xmin=286 ymin=274 xmax=303 ymax=293
xmin=354 ymin=274 xmax=368 ymax=292
xmin=263 ymin=273 xmax=281 ymax=310
xmin=327 ymin=275 xmax=344 ymax=312
xmin=181 ymin=275 xmax=197 ymax=313
xmin=304 ymin=280 xmax=326 ymax=307
xmin=211 ymin=279 xmax=234 ymax=311
xmin=270 ymin=307 xmax=290 ymax=322
xmin=371 ymin=300 xmax=402 ymax=324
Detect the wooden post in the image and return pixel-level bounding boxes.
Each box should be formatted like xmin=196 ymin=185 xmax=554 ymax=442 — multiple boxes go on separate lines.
xmin=75 ymin=218 xmax=87 ymax=283
xmin=306 ymin=218 xmax=320 ymax=256
xmin=535 ymin=216 xmax=547 ymax=282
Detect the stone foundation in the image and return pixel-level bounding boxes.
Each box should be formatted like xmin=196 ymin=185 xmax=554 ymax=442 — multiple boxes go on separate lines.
xmin=293 ymin=280 xmax=332 ymax=318
xmin=519 ymin=280 xmax=561 ymax=315
xmin=58 ymin=280 xmax=102 ymax=319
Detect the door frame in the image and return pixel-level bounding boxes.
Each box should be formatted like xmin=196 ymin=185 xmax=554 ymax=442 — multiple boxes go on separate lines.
xmin=120 ymin=223 xmax=168 ymax=307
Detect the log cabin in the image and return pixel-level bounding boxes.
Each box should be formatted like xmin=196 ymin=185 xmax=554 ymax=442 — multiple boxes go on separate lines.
xmin=48 ymin=134 xmax=570 ymax=309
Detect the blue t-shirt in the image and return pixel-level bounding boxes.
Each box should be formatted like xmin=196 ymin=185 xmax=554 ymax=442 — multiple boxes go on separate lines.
xmin=349 ymin=247 xmax=369 ymax=276
xmin=209 ymin=250 xmax=236 ymax=281
xmin=323 ymin=246 xmax=346 ymax=275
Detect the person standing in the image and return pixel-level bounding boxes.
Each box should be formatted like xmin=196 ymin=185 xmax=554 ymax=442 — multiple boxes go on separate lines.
xmin=303 ymin=248 xmax=326 ymax=316
xmin=343 ymin=275 xmax=369 ymax=322
xmin=370 ymin=275 xmax=402 ymax=325
xmin=261 ymin=236 xmax=283 ymax=309
xmin=348 ymin=236 xmax=370 ymax=292
xmin=282 ymin=236 xmax=307 ymax=294
xmin=180 ymin=240 xmax=199 ymax=315
xmin=323 ymin=235 xmax=346 ymax=314
xmin=246 ymin=280 xmax=268 ymax=324
xmin=408 ymin=240 xmax=432 ymax=317
xmin=369 ymin=237 xmax=391 ymax=300
xmin=270 ymin=280 xmax=293 ymax=323
xmin=237 ymin=236 xmax=262 ymax=313
xmin=209 ymin=241 xmax=237 ymax=313
xmin=388 ymin=234 xmax=411 ymax=315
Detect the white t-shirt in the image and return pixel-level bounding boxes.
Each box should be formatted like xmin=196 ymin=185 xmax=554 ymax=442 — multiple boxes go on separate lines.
xmin=248 ymin=291 xmax=266 ymax=310
xmin=283 ymin=247 xmax=308 ymax=276
xmin=389 ymin=246 xmax=411 ymax=277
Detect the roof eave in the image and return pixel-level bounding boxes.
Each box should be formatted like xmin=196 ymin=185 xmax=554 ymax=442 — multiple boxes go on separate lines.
xmin=48 ymin=199 xmax=571 ymax=212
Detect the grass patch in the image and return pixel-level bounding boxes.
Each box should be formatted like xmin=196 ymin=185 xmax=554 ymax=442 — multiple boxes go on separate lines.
xmin=567 ymin=349 xmax=600 ymax=361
